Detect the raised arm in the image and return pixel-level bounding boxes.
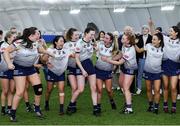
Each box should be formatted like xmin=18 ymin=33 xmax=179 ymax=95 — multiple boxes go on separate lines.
xmin=148 ymin=19 xmax=156 ymax=35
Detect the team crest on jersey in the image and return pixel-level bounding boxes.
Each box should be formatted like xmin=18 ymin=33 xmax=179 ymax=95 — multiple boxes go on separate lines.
xmin=87 ymin=44 xmax=90 ymax=47
xmin=84 ymin=45 xmax=86 ymax=48
xmin=100 ymin=47 xmax=103 ymax=51
xmin=151 ymin=47 xmax=154 ymax=51
xmin=33 ymin=43 xmax=37 ymax=48
xmin=62 ymin=51 xmax=65 ymax=54
xmin=53 ymin=51 xmax=56 ymax=54
xmin=69 ymin=43 xmax=72 ymax=47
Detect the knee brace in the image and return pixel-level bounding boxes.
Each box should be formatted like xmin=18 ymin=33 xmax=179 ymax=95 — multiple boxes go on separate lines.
xmin=33 ymin=84 xmax=43 ymax=95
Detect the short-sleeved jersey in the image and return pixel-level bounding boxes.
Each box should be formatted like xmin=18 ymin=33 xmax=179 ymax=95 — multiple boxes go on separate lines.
xmin=144 ymin=43 xmax=163 ymax=73
xmin=0 ymin=42 xmax=16 ymax=72
xmin=163 ymin=35 xmax=180 ymax=63
xmin=13 ymin=40 xmax=40 ymax=67
xmin=47 ymin=47 xmax=70 ymax=76
xmin=75 ymin=39 xmax=94 ymax=61
xmin=95 ymin=41 xmax=113 ymax=71
xmin=64 ymin=41 xmax=77 ymax=68
xmin=122 ymin=45 xmax=137 ymax=70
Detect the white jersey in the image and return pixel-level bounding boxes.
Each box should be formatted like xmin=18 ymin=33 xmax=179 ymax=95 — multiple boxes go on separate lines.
xmin=64 ymin=41 xmax=77 ymax=68
xmin=144 ymin=43 xmax=163 ymax=73
xmin=13 ymin=40 xmax=40 ymax=67
xmin=163 ymin=35 xmax=180 ymax=63
xmin=0 ymin=42 xmax=16 ymax=72
xmin=75 ymin=39 xmax=94 ymax=61
xmin=47 ymin=47 xmax=70 ymax=76
xmin=122 ymin=45 xmax=137 ymax=70
xmin=95 ymin=41 xmax=113 ymax=71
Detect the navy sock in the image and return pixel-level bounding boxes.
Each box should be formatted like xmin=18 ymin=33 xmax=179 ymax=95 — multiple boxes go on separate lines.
xmin=1 ymin=106 xmax=5 ymax=111
xmin=60 ymin=104 xmax=64 ymax=112
xmin=163 ymin=102 xmax=168 ymax=108
xmin=93 ymin=105 xmax=98 ymax=111
xmin=25 ymin=102 xmax=30 ymax=107
xmin=35 ymin=105 xmax=40 ymax=112
xmin=7 ymin=106 xmax=12 ymax=110
xmin=110 ymin=99 xmax=114 ymax=103
xmin=126 ymin=104 xmax=132 ymax=108
xmin=149 ymin=101 xmax=153 ymax=107
xmin=45 ymin=101 xmax=49 ymax=106
xmin=11 ymin=109 xmax=16 ymax=117
xmin=97 ymin=104 xmax=101 ymax=109
xmin=69 ymin=102 xmax=75 ymax=107
xmin=154 ymin=103 xmax=159 ymax=109
xmin=172 ymin=102 xmax=176 ymax=109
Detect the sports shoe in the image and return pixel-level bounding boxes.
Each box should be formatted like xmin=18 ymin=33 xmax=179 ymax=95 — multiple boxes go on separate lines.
xmin=152 ymin=90 xmax=154 ymax=95
xmin=153 ymin=108 xmax=158 ymax=114
xmin=177 ymin=94 xmax=180 ymax=100
xmin=111 ymin=102 xmax=117 ymax=110
xmin=26 ymin=105 xmax=33 ymax=112
xmin=171 ymin=108 xmax=176 ymax=114
xmin=93 ymin=109 xmax=101 ymax=116
xmin=136 ymin=89 xmax=142 ymax=95
xmin=160 ymin=89 xmax=163 ymax=94
xmin=163 ymin=107 xmax=169 ymax=113
xmin=1 ymin=109 xmax=6 ymax=116
xmin=10 ymin=115 xmax=17 ymax=122
xmin=123 ymin=108 xmax=133 ymax=114
xmin=66 ymin=106 xmax=76 ymax=115
xmin=147 ymin=106 xmax=154 ymax=112
xmin=116 ymin=87 xmax=120 ymax=90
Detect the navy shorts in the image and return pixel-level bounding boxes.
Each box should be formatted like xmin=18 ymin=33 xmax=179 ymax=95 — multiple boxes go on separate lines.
xmin=143 ymin=71 xmax=162 ymax=81
xmin=120 ymin=65 xmax=136 ymax=75
xmin=76 ymin=59 xmax=95 ymax=76
xmin=13 ymin=64 xmax=37 ymax=76
xmin=67 ymin=66 xmax=77 ymax=76
xmin=44 ymin=69 xmax=65 ymax=82
xmin=162 ymin=59 xmax=180 ymax=76
xmin=0 ymin=70 xmax=13 ymax=79
xmin=95 ymin=67 xmax=112 ymax=80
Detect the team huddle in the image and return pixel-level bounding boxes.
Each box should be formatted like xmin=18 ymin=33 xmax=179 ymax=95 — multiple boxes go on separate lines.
xmin=0 ymin=20 xmax=180 ymax=122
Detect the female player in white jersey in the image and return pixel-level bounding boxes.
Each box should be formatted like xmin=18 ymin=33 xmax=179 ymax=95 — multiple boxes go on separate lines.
xmin=61 ymin=28 xmax=79 ymax=111
xmin=143 ymin=32 xmax=164 ymax=114
xmin=95 ymin=32 xmax=119 ymax=114
xmin=161 ymin=26 xmax=180 ymax=113
xmin=3 ymin=27 xmax=53 ymax=122
xmin=102 ymin=33 xmax=137 ymax=114
xmin=66 ymin=27 xmax=99 ymax=116
xmin=0 ymin=31 xmax=16 ymax=115
xmin=43 ymin=35 xmax=71 ymax=115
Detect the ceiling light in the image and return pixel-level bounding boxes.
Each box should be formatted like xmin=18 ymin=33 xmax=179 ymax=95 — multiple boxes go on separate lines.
xmin=161 ymin=5 xmax=175 ymax=11
xmin=113 ymin=7 xmax=126 ymax=13
xmin=39 ymin=10 xmax=49 ymax=15
xmin=69 ymin=9 xmax=80 ymax=14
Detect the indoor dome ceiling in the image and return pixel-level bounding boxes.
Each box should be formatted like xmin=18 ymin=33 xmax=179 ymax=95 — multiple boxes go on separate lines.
xmin=0 ymin=0 xmax=179 ymax=33
xmin=0 ymin=0 xmax=179 ymax=11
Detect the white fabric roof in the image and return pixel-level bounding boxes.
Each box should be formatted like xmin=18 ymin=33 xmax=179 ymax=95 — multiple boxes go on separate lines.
xmin=0 ymin=0 xmax=179 ymax=33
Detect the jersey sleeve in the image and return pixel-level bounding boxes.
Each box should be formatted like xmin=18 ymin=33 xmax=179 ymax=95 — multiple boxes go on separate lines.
xmin=144 ymin=43 xmax=150 ymax=51
xmin=75 ymin=41 xmax=82 ymax=53
xmin=12 ymin=39 xmax=22 ymax=49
